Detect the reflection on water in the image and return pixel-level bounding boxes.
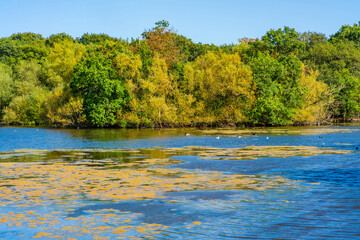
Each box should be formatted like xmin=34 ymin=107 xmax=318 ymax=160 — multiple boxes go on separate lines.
xmin=1 ymin=126 xmax=359 ymax=152
xmin=0 ymin=126 xmax=359 ymax=239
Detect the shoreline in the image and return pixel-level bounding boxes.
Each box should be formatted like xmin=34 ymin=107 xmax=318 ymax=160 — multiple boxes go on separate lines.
xmin=1 ymin=121 xmax=360 ymax=130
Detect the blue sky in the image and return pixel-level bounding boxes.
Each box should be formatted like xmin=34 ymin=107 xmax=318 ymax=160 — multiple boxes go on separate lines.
xmin=0 ymin=0 xmax=359 ymax=45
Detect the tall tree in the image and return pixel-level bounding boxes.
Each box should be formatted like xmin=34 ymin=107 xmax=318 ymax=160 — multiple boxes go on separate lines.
xmin=183 ymin=51 xmax=255 ymax=126
xmin=247 ymin=52 xmax=304 ymax=125
xmin=71 ymin=55 xmax=130 ymax=127
xmin=142 ymin=20 xmax=182 ymax=68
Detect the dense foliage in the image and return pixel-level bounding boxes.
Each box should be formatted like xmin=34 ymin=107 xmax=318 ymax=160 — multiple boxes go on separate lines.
xmin=0 ymin=21 xmax=359 ymax=127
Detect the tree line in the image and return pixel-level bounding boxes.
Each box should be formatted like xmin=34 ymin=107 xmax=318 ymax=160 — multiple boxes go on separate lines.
xmin=0 ymin=20 xmax=359 ymax=128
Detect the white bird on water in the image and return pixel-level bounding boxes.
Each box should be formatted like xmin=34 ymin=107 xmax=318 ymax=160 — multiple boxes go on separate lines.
xmin=216 ymin=136 xmax=220 ymax=139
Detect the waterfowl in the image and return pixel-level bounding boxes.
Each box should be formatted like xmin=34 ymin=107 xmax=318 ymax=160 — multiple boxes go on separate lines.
xmin=185 ymin=133 xmax=191 ymax=136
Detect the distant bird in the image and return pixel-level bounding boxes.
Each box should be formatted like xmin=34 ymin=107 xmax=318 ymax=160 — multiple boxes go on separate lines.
xmin=185 ymin=133 xmax=191 ymax=136
xmin=266 ymin=137 xmax=269 ymax=140
xmin=252 ymin=133 xmax=257 ymax=136
xmin=356 ymin=147 xmax=359 ymax=150
xmin=216 ymin=136 xmax=220 ymax=139
xmin=319 ymin=136 xmax=323 ymax=139
xmin=237 ymin=135 xmax=243 ymax=138
xmin=322 ymin=143 xmax=325 ymax=146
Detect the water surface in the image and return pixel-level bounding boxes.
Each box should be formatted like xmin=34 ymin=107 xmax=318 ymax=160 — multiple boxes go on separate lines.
xmin=0 ymin=126 xmax=359 ymax=239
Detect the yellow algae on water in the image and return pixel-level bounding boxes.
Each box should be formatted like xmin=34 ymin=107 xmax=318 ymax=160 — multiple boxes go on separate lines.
xmin=112 ymin=226 xmax=128 ymax=234
xmin=0 ymin=147 xmax=308 ymax=239
xmin=47 ymin=235 xmax=64 ymax=238
xmin=33 ymin=232 xmax=53 ymax=238
xmin=92 ymin=226 xmax=112 ymax=230
xmin=62 ymin=226 xmax=75 ymax=230
xmin=0 ymin=160 xmax=295 ymax=204
xmin=15 ymin=204 xmax=30 ymax=207
xmin=201 ymin=127 xmax=359 ymax=136
xmin=136 ymin=226 xmax=146 ymax=232
xmin=196 ymin=146 xmax=351 ymax=160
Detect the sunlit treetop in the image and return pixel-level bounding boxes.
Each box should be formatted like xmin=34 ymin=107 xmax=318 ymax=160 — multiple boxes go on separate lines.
xmin=10 ymin=32 xmax=44 ymax=42
xmin=331 ymin=21 xmax=360 ymax=47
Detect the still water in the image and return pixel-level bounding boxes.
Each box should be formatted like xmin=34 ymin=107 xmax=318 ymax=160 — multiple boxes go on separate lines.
xmin=0 ymin=126 xmax=359 ymax=239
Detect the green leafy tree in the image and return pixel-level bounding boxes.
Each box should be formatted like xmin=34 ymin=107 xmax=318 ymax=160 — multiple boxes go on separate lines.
xmin=300 ymin=38 xmax=360 ymax=120
xmin=79 ymin=33 xmax=119 ymax=45
xmin=299 ymin=31 xmax=328 ymax=50
xmin=3 ymin=87 xmax=47 ymax=125
xmin=71 ymin=55 xmax=130 ymax=127
xmin=2 ymin=60 xmax=47 ymax=125
xmin=133 ymin=41 xmax=153 ymax=76
xmin=331 ymin=21 xmax=360 ymax=48
xmin=174 ymin=35 xmax=221 ymax=62
xmin=46 ymin=33 xmax=75 ymax=46
xmin=0 ymin=38 xmax=21 ymax=64
xmin=260 ymin=26 xmax=305 ymax=55
xmin=12 ymin=60 xmax=43 ymax=96
xmin=247 ymin=52 xmax=304 ymax=125
xmin=0 ymin=33 xmax=47 ymax=64
xmin=9 ymin=33 xmax=48 ymax=62
xmin=334 ymin=70 xmax=360 ymax=120
xmin=0 ymin=63 xmax=14 ymax=118
xmin=10 ymin=33 xmax=43 ymax=42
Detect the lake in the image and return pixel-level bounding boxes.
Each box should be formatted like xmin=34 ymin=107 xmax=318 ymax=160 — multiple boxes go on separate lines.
xmin=0 ymin=126 xmax=359 ymax=239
